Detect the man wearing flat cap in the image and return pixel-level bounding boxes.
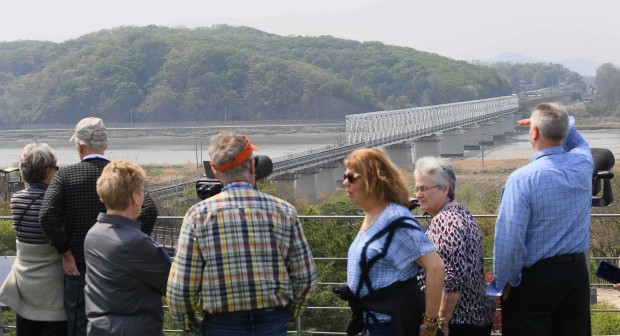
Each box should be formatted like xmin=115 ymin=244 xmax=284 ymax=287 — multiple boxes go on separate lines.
xmin=40 ymin=117 xmax=158 ymax=336
xmin=167 ymin=131 xmax=317 ymax=335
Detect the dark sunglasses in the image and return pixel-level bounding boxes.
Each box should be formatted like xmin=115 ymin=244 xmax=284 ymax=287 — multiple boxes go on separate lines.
xmin=343 ymin=172 xmax=361 ymax=183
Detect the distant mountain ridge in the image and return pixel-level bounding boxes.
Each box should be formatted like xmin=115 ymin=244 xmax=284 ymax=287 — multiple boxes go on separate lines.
xmin=482 ymin=52 xmax=600 ymax=77
xmin=0 ymin=25 xmax=516 ymax=126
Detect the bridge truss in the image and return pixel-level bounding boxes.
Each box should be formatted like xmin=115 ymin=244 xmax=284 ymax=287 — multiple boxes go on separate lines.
xmin=346 ymin=95 xmax=520 ymax=145
xmin=268 ymin=95 xmax=520 ymax=177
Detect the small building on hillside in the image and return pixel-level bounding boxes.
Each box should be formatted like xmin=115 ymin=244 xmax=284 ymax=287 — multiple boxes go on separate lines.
xmin=0 ymin=167 xmax=24 ymax=202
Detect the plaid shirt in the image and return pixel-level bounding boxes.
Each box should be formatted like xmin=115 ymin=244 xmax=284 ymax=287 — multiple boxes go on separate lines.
xmin=167 ymin=182 xmax=317 ymax=330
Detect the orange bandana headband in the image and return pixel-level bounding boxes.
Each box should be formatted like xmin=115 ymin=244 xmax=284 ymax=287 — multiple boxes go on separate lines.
xmin=210 ymin=135 xmax=258 ymax=172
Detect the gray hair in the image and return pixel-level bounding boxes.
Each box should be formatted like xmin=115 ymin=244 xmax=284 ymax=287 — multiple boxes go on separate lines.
xmin=208 ymin=132 xmax=253 ymax=183
xmin=530 ymin=103 xmax=569 ymax=141
xmin=19 ymin=143 xmax=57 ymax=183
xmin=413 ymin=156 xmax=456 ymax=200
xmin=75 ymin=135 xmax=107 ymax=150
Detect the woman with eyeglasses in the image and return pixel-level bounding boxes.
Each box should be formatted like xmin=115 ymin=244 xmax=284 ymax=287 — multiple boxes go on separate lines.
xmin=84 ymin=160 xmax=170 ymax=335
xmin=414 ymin=156 xmax=495 ymax=336
xmin=0 ymin=143 xmax=67 ymax=335
xmin=339 ymin=148 xmax=445 ymax=336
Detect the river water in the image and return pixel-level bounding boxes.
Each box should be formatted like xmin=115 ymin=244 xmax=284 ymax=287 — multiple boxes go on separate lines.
xmin=479 ymin=129 xmax=620 ymax=161
xmin=0 ymin=132 xmax=346 ymax=168
xmin=0 ymin=129 xmax=618 ymax=168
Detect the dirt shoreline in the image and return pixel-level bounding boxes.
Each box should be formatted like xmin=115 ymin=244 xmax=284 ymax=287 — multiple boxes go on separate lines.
xmin=0 ymin=124 xmax=347 ymax=142
xmin=0 ymin=116 xmax=618 ymax=141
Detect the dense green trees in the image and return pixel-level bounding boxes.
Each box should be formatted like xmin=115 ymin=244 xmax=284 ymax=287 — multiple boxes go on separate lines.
xmin=0 ymin=25 xmax=516 ymax=127
xmin=580 ymin=63 xmax=620 ymax=117
xmin=593 ymin=63 xmax=620 ymax=113
xmin=485 ymin=61 xmax=586 ymax=93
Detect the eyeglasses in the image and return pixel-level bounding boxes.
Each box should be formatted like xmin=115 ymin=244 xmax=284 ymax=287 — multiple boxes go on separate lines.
xmin=49 ymin=166 xmax=59 ymax=171
xmin=343 ymin=172 xmax=361 ymax=183
xmin=414 ymin=185 xmax=440 ymax=193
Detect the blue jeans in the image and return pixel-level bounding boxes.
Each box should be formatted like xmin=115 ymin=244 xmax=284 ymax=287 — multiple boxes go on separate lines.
xmin=201 ymin=307 xmax=289 ymax=336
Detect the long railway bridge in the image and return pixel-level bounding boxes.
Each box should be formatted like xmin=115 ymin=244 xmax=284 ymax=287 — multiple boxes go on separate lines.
xmin=150 ymin=95 xmax=520 ymax=201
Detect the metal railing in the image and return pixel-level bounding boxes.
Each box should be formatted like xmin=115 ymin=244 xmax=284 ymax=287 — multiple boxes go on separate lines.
xmin=0 ymin=213 xmax=619 ymax=335
xmin=151 ymin=213 xmax=620 ymax=335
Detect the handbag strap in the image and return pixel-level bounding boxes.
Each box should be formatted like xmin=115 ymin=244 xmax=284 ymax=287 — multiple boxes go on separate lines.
xmin=15 ymin=193 xmax=44 ymax=238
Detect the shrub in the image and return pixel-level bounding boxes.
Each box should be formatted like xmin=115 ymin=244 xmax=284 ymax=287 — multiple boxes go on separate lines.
xmin=591 ymin=302 xmax=620 ymax=335
xmin=0 ymin=219 xmax=16 ymax=256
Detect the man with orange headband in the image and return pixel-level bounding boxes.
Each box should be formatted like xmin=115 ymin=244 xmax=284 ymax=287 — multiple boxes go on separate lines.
xmin=167 ymin=132 xmax=317 ymax=335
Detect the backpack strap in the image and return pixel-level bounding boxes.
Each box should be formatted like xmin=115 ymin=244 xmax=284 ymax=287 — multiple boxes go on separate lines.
xmin=354 ymin=216 xmax=423 ymax=298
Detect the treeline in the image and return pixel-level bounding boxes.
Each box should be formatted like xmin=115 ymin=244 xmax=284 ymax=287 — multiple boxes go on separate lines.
xmin=484 ymin=61 xmax=586 ymax=93
xmin=0 ymin=25 xmax=524 ymax=127
xmin=587 ymin=63 xmax=620 ymax=117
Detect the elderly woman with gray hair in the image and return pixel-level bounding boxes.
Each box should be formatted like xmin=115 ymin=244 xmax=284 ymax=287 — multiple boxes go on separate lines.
xmin=0 ymin=143 xmax=67 ymax=335
xmin=414 ymin=156 xmax=495 ymax=336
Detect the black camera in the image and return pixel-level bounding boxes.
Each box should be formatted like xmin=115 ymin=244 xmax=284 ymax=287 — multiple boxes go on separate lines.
xmin=591 ymin=148 xmax=614 ymax=207
xmin=408 ymin=197 xmax=420 ymax=211
xmin=195 ymin=155 xmax=274 ymax=200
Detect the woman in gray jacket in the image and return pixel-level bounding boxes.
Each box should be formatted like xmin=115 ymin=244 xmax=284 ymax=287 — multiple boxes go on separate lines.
xmin=84 ymin=160 xmax=170 ymax=335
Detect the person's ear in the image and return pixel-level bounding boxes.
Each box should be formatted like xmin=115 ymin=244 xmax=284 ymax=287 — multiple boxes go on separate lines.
xmin=213 ymin=169 xmax=222 ymax=182
xmin=531 ymin=124 xmax=540 ymax=141
xmin=131 ymin=191 xmax=139 ymax=206
xmin=442 ymin=184 xmax=450 ymax=196
xmin=249 ymin=157 xmax=256 ymax=176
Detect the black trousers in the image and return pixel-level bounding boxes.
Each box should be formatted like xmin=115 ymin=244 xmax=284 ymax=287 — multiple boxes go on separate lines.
xmin=64 ymin=274 xmax=87 ymax=336
xmin=500 ymin=253 xmax=591 ymax=336
xmin=15 ymin=314 xmax=67 ymax=336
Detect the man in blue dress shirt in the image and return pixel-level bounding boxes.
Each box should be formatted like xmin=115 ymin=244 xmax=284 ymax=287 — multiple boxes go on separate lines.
xmin=487 ymin=103 xmax=593 ymax=336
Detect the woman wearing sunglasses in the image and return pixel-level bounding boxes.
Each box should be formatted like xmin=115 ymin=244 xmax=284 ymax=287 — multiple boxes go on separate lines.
xmin=340 ymin=148 xmax=445 ymax=336
xmin=0 ymin=143 xmax=66 ymax=335
xmin=414 ymin=156 xmax=495 ymax=336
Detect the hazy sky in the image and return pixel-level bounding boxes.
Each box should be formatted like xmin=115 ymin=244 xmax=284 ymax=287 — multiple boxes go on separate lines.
xmin=2 ymin=0 xmax=619 ymax=64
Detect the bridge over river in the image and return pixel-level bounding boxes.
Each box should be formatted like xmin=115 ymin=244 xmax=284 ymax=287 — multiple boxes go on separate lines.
xmin=149 ymin=95 xmax=521 ymax=201
xmin=266 ymin=95 xmax=520 ymax=200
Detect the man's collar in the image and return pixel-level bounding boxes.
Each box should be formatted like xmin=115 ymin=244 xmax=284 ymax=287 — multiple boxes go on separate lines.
xmin=82 ymin=153 xmax=110 ymax=161
xmin=222 ymin=181 xmax=254 ymax=191
xmin=531 ymin=146 xmax=564 ymax=162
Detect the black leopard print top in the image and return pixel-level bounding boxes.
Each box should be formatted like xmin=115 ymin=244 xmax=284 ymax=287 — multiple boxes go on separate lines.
xmin=418 ymin=204 xmax=495 ymax=326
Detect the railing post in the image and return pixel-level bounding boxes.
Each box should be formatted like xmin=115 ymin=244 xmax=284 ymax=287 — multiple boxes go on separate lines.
xmin=296 ymin=315 xmax=302 ymax=335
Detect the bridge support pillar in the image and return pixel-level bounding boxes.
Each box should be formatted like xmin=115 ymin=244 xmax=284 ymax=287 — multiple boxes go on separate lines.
xmin=272 ymin=172 xmax=298 ymax=196
xmin=317 ymin=162 xmax=341 ymax=196
xmin=385 ymin=142 xmax=413 ymax=167
xmin=297 ymin=168 xmax=320 ymax=202
xmin=463 ymin=124 xmax=481 ymax=150
xmin=440 ymin=129 xmax=464 ymax=157
xmin=414 ymin=134 xmax=441 ymax=160
xmin=491 ymin=118 xmax=507 ymax=141
xmin=479 ymin=122 xmax=496 ymax=146
xmin=503 ymin=113 xmax=517 ymax=135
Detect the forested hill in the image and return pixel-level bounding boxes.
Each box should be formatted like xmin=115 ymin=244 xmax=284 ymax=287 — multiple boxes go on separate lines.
xmin=0 ymin=25 xmax=535 ymax=126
